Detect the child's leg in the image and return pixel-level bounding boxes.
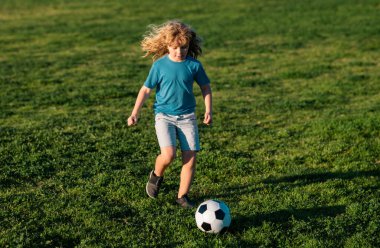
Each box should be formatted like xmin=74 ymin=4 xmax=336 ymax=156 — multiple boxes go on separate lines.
xmin=154 ymin=146 xmax=176 ymax=176
xmin=178 ymin=150 xmax=197 ymax=198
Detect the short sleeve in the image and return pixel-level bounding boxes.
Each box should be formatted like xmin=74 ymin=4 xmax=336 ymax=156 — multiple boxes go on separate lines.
xmin=194 ymin=63 xmax=210 ymax=86
xmin=144 ymin=64 xmax=160 ymax=89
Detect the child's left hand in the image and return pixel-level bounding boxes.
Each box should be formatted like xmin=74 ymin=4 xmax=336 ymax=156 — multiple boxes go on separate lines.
xmin=203 ymin=112 xmax=212 ymax=125
xmin=127 ymin=115 xmax=138 ymax=126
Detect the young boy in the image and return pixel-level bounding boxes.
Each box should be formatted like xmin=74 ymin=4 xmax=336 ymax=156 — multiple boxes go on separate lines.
xmin=127 ymin=20 xmax=212 ymax=208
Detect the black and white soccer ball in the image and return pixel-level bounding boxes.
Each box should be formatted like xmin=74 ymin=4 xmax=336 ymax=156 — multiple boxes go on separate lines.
xmin=195 ymin=199 xmax=231 ymax=233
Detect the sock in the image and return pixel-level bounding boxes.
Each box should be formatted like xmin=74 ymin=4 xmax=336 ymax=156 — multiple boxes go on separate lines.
xmin=153 ymin=171 xmax=162 ymax=178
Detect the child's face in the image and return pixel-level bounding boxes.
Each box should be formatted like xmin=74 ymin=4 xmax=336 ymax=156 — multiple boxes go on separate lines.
xmin=167 ymin=42 xmax=189 ymax=62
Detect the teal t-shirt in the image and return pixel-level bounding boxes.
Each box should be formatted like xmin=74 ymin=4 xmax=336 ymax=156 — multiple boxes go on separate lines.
xmin=144 ymin=55 xmax=210 ymax=115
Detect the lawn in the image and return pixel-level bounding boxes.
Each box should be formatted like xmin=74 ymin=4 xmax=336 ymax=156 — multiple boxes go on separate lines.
xmin=1 ymin=0 xmax=380 ymax=247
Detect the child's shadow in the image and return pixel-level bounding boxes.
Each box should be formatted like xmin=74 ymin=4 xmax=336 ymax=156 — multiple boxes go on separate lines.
xmin=230 ymin=205 xmax=346 ymax=234
xmin=262 ymin=169 xmax=380 ymax=186
xmin=203 ymin=168 xmax=380 ymax=234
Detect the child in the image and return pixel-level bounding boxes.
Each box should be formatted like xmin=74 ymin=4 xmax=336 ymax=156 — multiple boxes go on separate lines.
xmin=127 ymin=20 xmax=212 ymax=208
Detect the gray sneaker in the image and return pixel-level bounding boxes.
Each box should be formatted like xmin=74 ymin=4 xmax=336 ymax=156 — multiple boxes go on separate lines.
xmin=146 ymin=171 xmax=163 ymax=198
xmin=176 ymin=194 xmax=195 ymax=208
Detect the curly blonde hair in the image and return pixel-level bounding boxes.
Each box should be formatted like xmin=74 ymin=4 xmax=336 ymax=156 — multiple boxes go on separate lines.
xmin=141 ymin=20 xmax=203 ymax=61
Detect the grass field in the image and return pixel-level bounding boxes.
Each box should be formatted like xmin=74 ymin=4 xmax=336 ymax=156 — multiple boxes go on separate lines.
xmin=1 ymin=0 xmax=380 ymax=247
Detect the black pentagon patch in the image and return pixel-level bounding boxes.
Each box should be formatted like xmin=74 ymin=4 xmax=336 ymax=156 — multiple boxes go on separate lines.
xmin=215 ymin=209 xmax=225 ymax=220
xmin=198 ymin=204 xmax=207 ymax=214
xmin=201 ymin=222 xmax=212 ymax=231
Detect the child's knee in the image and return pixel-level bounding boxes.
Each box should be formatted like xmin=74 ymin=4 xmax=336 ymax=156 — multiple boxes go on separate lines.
xmin=183 ymin=150 xmax=196 ymax=158
xmin=182 ymin=151 xmax=196 ymax=165
xmin=159 ymin=146 xmax=176 ymax=164
xmin=161 ymin=152 xmax=176 ymax=164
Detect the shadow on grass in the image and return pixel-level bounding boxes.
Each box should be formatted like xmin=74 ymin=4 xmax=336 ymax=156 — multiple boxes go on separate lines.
xmin=199 ymin=169 xmax=380 ymax=212
xmin=42 ymin=235 xmax=81 ymax=248
xmin=202 ymin=169 xmax=380 ymax=201
xmin=230 ymin=205 xmax=346 ymax=234
xmin=263 ymin=169 xmax=380 ymax=185
xmin=1 ymin=175 xmax=37 ymax=189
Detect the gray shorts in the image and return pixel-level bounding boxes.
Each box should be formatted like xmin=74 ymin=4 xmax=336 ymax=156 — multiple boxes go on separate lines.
xmin=155 ymin=112 xmax=200 ymax=151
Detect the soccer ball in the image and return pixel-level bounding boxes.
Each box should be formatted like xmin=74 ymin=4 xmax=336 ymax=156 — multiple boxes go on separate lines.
xmin=195 ymin=199 xmax=231 ymax=233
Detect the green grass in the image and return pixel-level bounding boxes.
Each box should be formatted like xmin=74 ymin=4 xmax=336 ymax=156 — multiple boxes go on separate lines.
xmin=1 ymin=0 xmax=380 ymax=247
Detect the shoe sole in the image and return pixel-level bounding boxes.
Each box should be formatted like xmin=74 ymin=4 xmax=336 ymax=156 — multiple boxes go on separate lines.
xmin=146 ymin=182 xmax=157 ymax=199
xmin=176 ymin=200 xmax=195 ymax=208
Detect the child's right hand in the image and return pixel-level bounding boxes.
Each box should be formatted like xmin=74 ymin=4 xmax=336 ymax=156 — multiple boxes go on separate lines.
xmin=127 ymin=115 xmax=138 ymax=126
xmin=203 ymin=112 xmax=212 ymax=126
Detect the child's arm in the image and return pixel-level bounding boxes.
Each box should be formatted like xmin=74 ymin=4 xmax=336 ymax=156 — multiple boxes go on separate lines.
xmin=127 ymin=86 xmax=152 ymax=126
xmin=200 ymin=84 xmax=212 ymax=125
